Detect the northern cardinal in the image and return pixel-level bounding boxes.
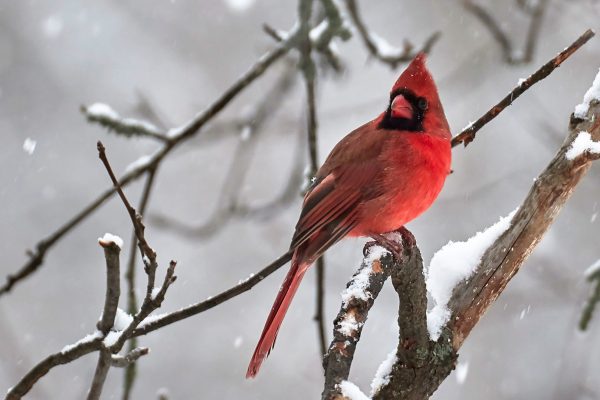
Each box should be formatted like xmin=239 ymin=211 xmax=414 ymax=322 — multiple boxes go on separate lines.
xmin=247 ymin=53 xmax=451 ymax=378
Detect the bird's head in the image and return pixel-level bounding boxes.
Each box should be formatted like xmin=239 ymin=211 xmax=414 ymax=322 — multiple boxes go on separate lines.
xmin=379 ymin=53 xmax=451 ymax=140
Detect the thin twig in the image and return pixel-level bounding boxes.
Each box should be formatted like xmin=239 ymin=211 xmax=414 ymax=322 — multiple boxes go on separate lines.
xmin=5 ymin=339 xmax=103 ymax=400
xmin=87 ymin=350 xmax=111 ymax=400
xmin=344 ymin=0 xmax=440 ymax=68
xmin=451 ymin=29 xmax=595 ymax=148
xmin=579 ymin=270 xmax=600 ymax=330
xmin=1 ymin=33 xmax=293 ymax=298
xmin=131 ymin=251 xmax=293 ymax=337
xmin=111 ymin=347 xmax=150 ymax=368
xmin=123 ymin=167 xmax=158 ymax=400
xmin=297 ymin=0 xmax=329 ymax=360
xmin=464 ymin=0 xmax=549 ymax=64
xmin=150 ymin=66 xmax=298 ymax=237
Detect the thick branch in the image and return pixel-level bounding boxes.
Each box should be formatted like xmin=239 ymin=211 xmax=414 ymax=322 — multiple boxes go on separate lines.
xmin=448 ymin=99 xmax=600 ymax=349
xmin=321 ymin=245 xmax=396 ymax=399
xmin=5 ymin=338 xmax=103 ymax=400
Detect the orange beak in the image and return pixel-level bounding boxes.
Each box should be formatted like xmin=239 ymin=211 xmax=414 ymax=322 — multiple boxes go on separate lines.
xmin=391 ymin=95 xmax=413 ymax=120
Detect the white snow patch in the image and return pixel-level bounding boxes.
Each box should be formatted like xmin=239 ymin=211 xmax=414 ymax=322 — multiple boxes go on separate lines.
xmin=426 ymin=209 xmax=517 ymax=340
xmin=369 ymin=32 xmax=403 ymax=58
xmin=151 ymin=287 xmax=162 ymax=300
xmin=517 ymin=78 xmax=527 ymax=86
xmin=240 ymin=125 xmax=252 ymax=141
xmin=565 ymin=131 xmax=600 ymax=160
xmin=103 ymin=331 xmax=121 ymax=347
xmin=585 ymin=259 xmax=600 ymax=278
xmin=42 ymin=15 xmax=63 ymax=38
xmin=338 ymin=313 xmax=361 ymax=336
xmin=463 ymin=120 xmax=474 ymax=131
xmin=223 ymin=0 xmax=255 ymax=12
xmin=87 ymin=103 xmax=119 ymax=120
xmin=233 ymin=336 xmax=244 ymax=348
xmin=138 ymin=311 xmax=170 ymax=329
xmin=455 ymin=361 xmax=469 ymax=384
xmin=61 ymin=331 xmax=102 ymax=353
xmin=98 ymin=233 xmax=124 ymax=249
xmin=341 ymin=246 xmax=388 ymax=306
xmin=124 ymin=153 xmax=154 ymax=173
xmin=339 ymin=381 xmax=369 ymax=400
xmin=574 ymin=68 xmax=600 ymax=118
xmin=113 ymin=308 xmax=133 ymax=331
xmin=238 ymin=272 xmax=255 ymax=285
xmin=309 ymin=20 xmax=329 ymax=42
xmin=23 ymin=138 xmax=37 ymax=155
xmin=591 ymin=212 xmax=598 ymax=223
xmin=370 ymin=348 xmax=397 ymax=395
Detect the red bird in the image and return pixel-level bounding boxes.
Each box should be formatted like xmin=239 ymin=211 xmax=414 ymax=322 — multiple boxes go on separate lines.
xmin=247 ymin=53 xmax=451 ymax=378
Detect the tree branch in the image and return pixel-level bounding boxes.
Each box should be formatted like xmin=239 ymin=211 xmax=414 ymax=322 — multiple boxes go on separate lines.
xmin=463 ymin=0 xmax=549 ymax=64
xmin=87 ymin=350 xmax=111 ymax=400
xmin=344 ymin=0 xmax=440 ymax=68
xmin=321 ymin=244 xmax=396 ymax=400
xmin=452 ymin=28 xmax=595 ymax=148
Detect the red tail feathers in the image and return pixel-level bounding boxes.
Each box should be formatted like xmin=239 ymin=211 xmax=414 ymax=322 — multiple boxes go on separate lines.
xmin=246 ymin=257 xmax=309 ymax=378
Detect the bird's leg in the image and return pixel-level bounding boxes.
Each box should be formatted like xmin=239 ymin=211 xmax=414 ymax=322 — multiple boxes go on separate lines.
xmin=365 ymin=227 xmax=416 ymax=262
xmin=368 ymin=233 xmax=404 ymax=261
xmin=396 ymin=226 xmax=416 ymax=248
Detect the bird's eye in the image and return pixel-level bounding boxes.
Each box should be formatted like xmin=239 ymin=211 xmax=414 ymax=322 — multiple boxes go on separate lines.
xmin=417 ymin=98 xmax=428 ymax=111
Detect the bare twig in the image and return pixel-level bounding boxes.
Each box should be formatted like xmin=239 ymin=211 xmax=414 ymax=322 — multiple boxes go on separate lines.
xmin=463 ymin=0 xmax=549 ymax=64
xmin=96 ymin=240 xmax=122 ymax=334
xmin=1 ymin=32 xmax=293 ymax=298
xmin=150 ymin=66 xmax=298 ymax=237
xmin=122 ymin=167 xmax=158 ymax=400
xmin=579 ymin=271 xmax=600 ymax=330
xmin=131 ymin=251 xmax=293 ymax=337
xmin=87 ymin=350 xmax=111 ymax=400
xmin=5 ymin=338 xmax=103 ymax=400
xmin=111 ymin=347 xmax=150 ymax=368
xmin=452 ymin=29 xmax=595 ymax=148
xmin=344 ymin=0 xmax=440 ymax=68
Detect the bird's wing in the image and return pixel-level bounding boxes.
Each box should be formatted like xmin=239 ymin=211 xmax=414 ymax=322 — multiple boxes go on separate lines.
xmin=290 ymin=160 xmax=383 ymax=254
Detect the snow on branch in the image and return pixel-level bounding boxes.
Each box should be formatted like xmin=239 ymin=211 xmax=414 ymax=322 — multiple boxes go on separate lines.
xmin=82 ymin=103 xmax=168 ymax=142
xmin=426 ymin=209 xmax=517 ymax=340
xmin=574 ymin=68 xmax=600 ymax=118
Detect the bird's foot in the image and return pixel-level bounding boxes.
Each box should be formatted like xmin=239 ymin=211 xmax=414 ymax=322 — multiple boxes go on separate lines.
xmin=365 ymin=227 xmax=416 ymax=262
xmin=367 ymin=233 xmax=404 ymax=261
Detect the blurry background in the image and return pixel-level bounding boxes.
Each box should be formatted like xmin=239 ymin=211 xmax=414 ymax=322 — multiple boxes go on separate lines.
xmin=1 ymin=0 xmax=600 ymax=398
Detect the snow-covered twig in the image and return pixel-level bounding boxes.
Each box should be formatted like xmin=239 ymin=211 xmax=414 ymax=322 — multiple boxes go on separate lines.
xmin=344 ymin=0 xmax=439 ymax=68
xmin=81 ymin=103 xmax=168 ymax=142
xmin=452 ymin=28 xmax=595 ymax=148
xmin=96 ymin=236 xmax=122 ymax=334
xmin=321 ymin=243 xmax=395 ymax=400
xmin=580 ymin=260 xmax=600 ymax=330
